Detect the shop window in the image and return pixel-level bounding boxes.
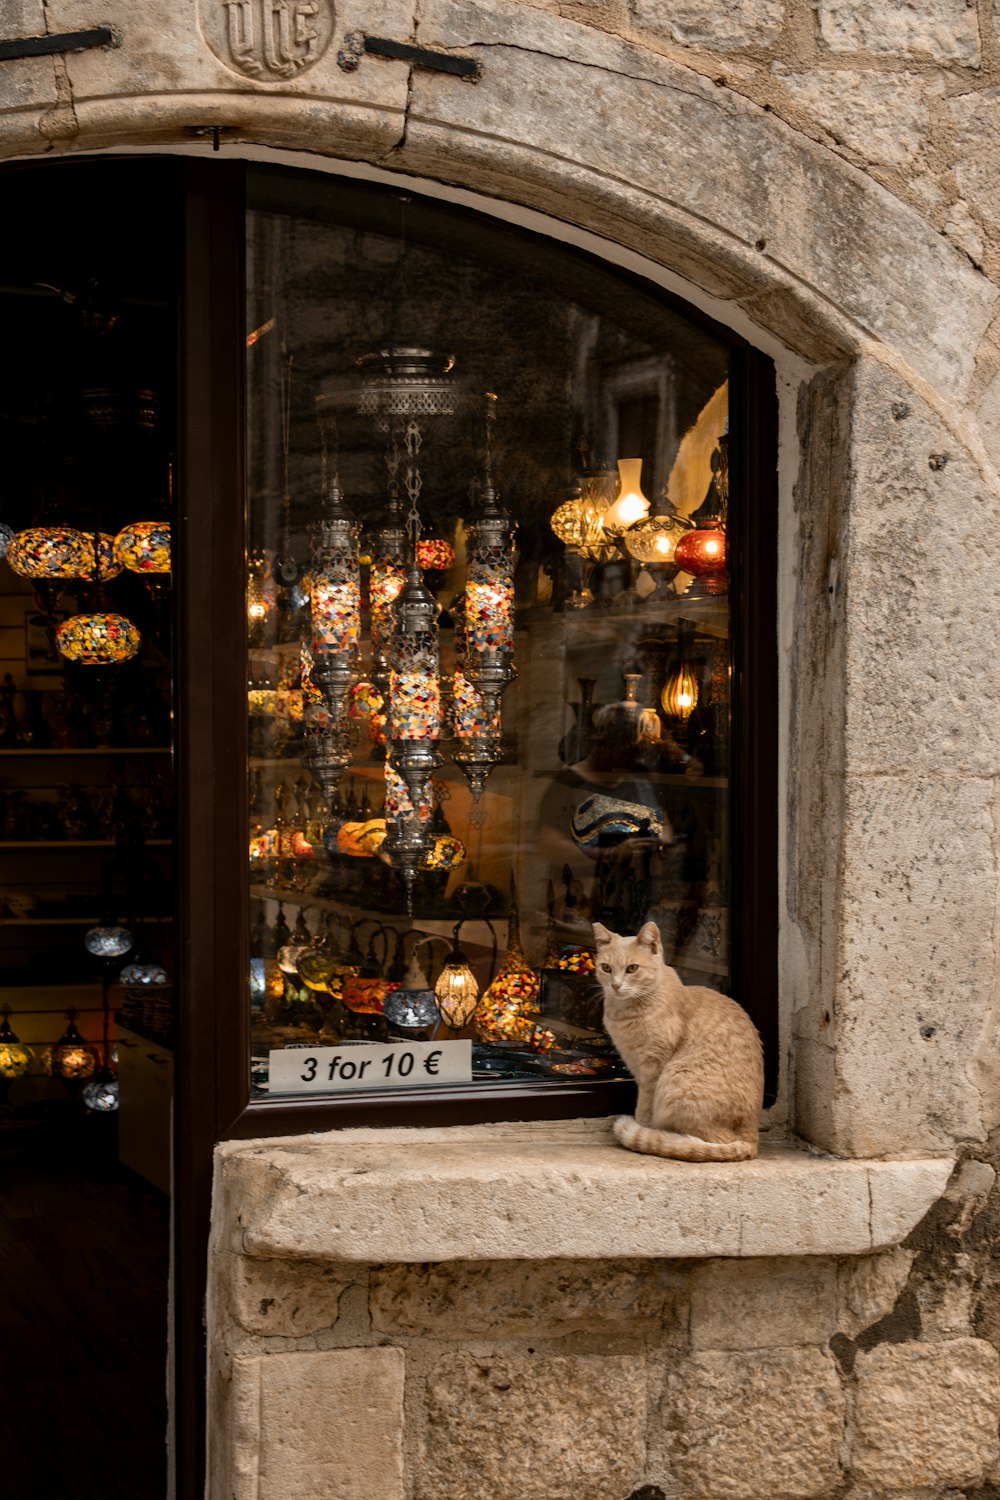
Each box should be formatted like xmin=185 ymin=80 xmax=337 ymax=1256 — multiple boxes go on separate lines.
xmin=239 ymin=167 xmax=777 ymax=1115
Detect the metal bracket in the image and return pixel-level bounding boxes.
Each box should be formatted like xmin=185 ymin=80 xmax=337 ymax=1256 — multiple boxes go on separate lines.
xmin=337 ymin=32 xmax=480 ymax=79
xmin=0 ymin=27 xmax=118 ymax=63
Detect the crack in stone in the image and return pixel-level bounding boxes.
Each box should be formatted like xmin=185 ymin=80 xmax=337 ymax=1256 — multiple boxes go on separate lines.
xmin=452 ymin=35 xmax=727 ymax=113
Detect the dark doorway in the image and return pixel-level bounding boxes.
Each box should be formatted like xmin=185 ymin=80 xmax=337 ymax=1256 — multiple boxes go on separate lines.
xmin=0 ymin=159 xmax=175 ymax=1500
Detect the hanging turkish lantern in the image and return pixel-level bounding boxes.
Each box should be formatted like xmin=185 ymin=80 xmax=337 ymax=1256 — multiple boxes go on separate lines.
xmin=47 ymin=1010 xmax=97 ymax=1081
xmin=57 ymin=613 xmax=141 ymax=665
xmin=384 ymin=549 xmax=442 ymax=912
xmin=369 ymin=492 xmax=407 ymax=696
xmin=8 ymin=527 xmax=121 ymax=581
xmin=305 ymin=477 xmax=361 ymax=803
xmin=114 ymin=521 xmax=171 ymax=574
xmin=450 ymin=591 xmax=503 ymax=799
xmin=462 ymin=393 xmax=517 ymax=734
xmin=434 ymin=926 xmax=481 ymax=1029
xmin=0 ymin=1009 xmax=31 ymax=1080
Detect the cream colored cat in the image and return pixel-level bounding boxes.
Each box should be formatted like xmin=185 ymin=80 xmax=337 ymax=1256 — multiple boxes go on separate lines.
xmin=593 ymin=920 xmax=763 ymax=1161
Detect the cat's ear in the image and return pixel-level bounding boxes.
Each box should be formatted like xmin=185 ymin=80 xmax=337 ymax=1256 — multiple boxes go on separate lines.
xmin=592 ymin=922 xmax=613 ymax=947
xmin=637 ymin=921 xmax=661 ymax=955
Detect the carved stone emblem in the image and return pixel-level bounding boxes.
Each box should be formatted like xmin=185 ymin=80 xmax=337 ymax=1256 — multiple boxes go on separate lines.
xmin=200 ymin=0 xmax=334 ymax=81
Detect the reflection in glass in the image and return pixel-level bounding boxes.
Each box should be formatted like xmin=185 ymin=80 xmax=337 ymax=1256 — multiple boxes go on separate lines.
xmin=246 ymin=170 xmax=735 ymax=1099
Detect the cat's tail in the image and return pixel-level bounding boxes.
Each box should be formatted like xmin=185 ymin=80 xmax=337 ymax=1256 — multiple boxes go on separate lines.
xmin=613 ymin=1115 xmax=757 ymax=1161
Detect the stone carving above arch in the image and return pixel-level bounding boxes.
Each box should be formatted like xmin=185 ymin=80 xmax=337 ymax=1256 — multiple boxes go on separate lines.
xmin=198 ymin=0 xmax=334 ymax=81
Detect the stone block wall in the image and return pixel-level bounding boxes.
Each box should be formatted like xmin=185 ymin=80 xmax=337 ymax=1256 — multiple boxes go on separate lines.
xmin=211 ymin=1137 xmax=1000 ymax=1500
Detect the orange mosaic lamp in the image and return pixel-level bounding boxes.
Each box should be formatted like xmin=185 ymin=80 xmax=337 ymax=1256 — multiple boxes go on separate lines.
xmin=476 ymin=909 xmax=544 ymax=1046
xmin=8 ymin=527 xmax=121 ymax=581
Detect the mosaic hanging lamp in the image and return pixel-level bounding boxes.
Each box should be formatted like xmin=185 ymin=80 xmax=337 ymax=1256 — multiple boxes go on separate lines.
xmin=475 ymin=905 xmax=543 ymax=1045
xmin=0 ymin=1009 xmax=31 ymax=1080
xmin=305 ymin=477 xmax=361 ymax=802
xmin=369 ymin=488 xmax=407 ymax=698
xmin=383 ymin=947 xmax=440 ymax=1033
xmin=450 ymin=591 xmax=503 ymax=800
xmin=56 ymin=612 xmax=141 ymax=665
xmin=0 ymin=523 xmax=14 ymax=560
xmin=384 ymin=550 xmax=442 ymax=911
xmin=434 ymin=924 xmax=481 ymax=1029
xmin=113 ymin=520 xmax=171 ymax=574
xmin=47 ymin=1010 xmax=97 ymax=1081
xmin=461 ymin=393 xmax=517 ymax=736
xmin=8 ymin=527 xmax=121 ymax=581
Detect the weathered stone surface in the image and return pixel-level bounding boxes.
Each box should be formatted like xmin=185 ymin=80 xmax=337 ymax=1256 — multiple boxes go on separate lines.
xmin=772 ymin=67 xmax=940 ymax=167
xmin=229 ymin=1348 xmax=405 ymax=1500
xmin=417 ymin=1352 xmax=645 ymax=1500
xmin=219 ymin=1126 xmax=953 ymax=1263
xmin=818 ymin=0 xmax=980 ymax=63
xmin=231 ymin=1256 xmax=352 ymax=1336
xmin=853 ymin=1340 xmax=1000 ymax=1488
xmin=0 ymin=3 xmax=59 ymax=113
xmin=944 ymin=200 xmax=985 ymax=265
xmin=663 ymin=1348 xmax=845 ymax=1498
xmin=837 ymin=1247 xmax=915 ymax=1338
xmin=833 ymin=776 xmax=994 ymax=1153
xmin=404 ymin=0 xmax=993 ymax=401
xmin=915 ymin=1251 xmax=975 ymax=1338
xmin=689 ymin=1256 xmax=838 ymax=1349
xmin=371 ymin=1257 xmax=685 ymax=1339
xmin=949 ymin=88 xmax=1000 ymax=235
xmin=843 ymin=363 xmax=1000 ymax=777
xmin=633 ymin=0 xmax=784 ymax=51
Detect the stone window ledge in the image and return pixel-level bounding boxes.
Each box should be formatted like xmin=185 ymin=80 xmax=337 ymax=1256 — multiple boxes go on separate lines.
xmin=218 ymin=1117 xmax=954 ymax=1263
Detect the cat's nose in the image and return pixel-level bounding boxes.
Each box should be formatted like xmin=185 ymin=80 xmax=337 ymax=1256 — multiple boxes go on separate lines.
xmin=612 ymin=981 xmax=621 ymax=991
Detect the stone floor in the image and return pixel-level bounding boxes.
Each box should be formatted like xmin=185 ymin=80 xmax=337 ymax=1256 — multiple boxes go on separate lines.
xmin=0 ymin=1103 xmax=169 ymax=1500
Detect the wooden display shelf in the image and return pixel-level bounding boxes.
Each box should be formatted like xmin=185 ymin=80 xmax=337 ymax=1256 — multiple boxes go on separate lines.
xmin=0 ymin=745 xmax=171 ymax=756
xmin=0 ymin=838 xmax=172 ymax=849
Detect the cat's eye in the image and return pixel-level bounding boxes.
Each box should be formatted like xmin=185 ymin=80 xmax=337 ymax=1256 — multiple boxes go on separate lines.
xmin=626 ymin=963 xmax=638 ymax=973
xmin=600 ymin=962 xmax=611 ymax=972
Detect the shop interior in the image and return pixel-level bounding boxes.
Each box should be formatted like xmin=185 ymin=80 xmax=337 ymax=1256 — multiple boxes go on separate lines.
xmin=0 ymin=161 xmax=172 ymax=1500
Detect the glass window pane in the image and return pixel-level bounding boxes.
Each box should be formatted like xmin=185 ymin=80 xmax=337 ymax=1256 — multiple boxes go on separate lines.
xmin=246 ymin=169 xmax=734 ymax=1101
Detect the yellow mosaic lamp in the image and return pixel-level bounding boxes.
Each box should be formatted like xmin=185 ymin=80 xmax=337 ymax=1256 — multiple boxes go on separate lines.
xmin=113 ymin=521 xmax=171 ymax=574
xmin=56 ymin=612 xmax=141 ymax=665
xmin=0 ymin=1009 xmax=31 ymax=1080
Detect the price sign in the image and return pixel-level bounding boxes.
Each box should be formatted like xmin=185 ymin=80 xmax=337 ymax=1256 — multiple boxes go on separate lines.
xmin=267 ymin=1039 xmax=473 ymax=1094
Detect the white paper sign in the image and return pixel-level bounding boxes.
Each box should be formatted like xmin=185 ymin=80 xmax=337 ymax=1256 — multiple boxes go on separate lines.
xmin=267 ymin=1039 xmax=473 ymax=1094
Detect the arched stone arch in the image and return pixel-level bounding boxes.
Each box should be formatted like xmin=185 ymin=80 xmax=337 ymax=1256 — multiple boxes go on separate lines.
xmin=2 ymin=0 xmax=998 ymax=1153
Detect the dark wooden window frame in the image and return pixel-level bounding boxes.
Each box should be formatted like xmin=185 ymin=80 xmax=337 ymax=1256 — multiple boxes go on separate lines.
xmin=169 ymin=157 xmax=778 ymax=1496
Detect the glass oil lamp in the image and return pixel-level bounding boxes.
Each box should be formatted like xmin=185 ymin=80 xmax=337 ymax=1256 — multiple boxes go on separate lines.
xmin=601 ymin=458 xmax=650 ymax=540
xmin=674 ymin=444 xmax=727 ymax=597
xmin=624 ymin=489 xmax=693 ymax=572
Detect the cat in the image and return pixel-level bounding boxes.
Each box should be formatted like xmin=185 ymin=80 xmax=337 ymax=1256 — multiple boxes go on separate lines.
xmin=593 ymin=920 xmax=763 ymax=1161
